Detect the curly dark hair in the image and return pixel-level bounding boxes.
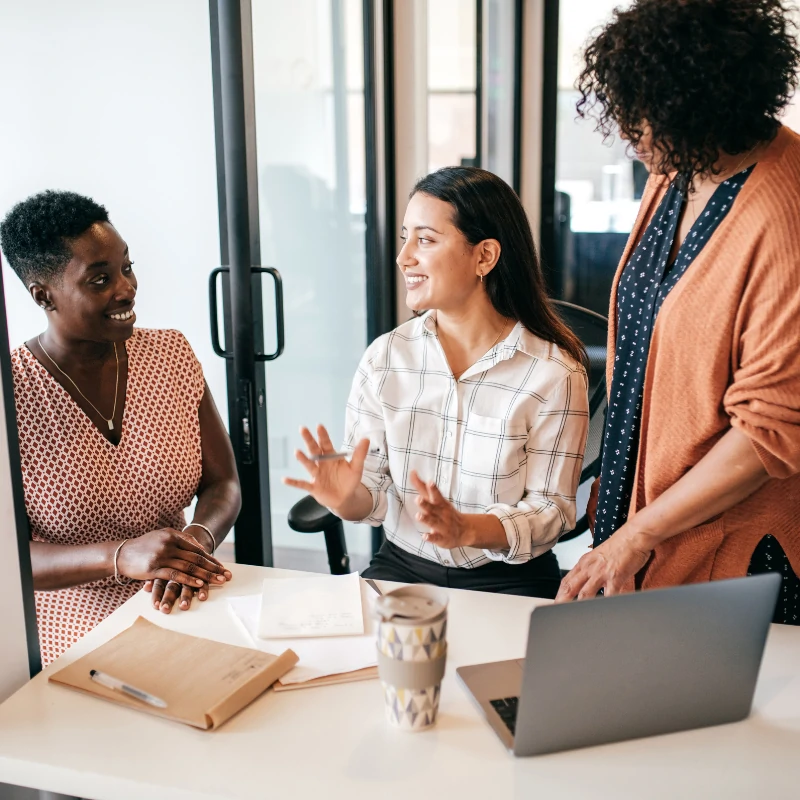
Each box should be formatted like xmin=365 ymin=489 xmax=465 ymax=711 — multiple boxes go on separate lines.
xmin=576 ymin=0 xmax=800 ymax=178
xmin=0 ymin=190 xmax=110 ymax=286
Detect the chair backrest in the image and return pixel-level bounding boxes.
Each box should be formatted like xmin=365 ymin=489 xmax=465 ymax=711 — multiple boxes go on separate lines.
xmin=552 ymin=299 xmax=608 ymax=398
xmin=551 ymin=301 xmax=608 ymax=543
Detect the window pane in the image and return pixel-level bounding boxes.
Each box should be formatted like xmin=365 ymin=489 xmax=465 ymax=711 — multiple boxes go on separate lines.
xmin=428 ymin=0 xmax=477 ymax=92
xmin=251 ymin=0 xmax=370 ymax=561
xmin=428 ymin=93 xmax=477 ymax=172
xmin=555 ymin=0 xmax=636 ymax=316
xmin=427 ymin=0 xmax=478 ymax=172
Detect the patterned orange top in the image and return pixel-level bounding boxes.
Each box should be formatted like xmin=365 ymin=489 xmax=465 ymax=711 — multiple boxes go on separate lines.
xmin=11 ymin=328 xmax=204 ymax=666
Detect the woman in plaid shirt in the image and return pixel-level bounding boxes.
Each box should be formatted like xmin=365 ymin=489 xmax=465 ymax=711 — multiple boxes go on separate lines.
xmin=286 ymin=167 xmax=589 ymax=598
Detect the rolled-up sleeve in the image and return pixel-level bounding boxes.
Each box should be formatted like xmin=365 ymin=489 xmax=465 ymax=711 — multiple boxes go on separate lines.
xmin=343 ymin=349 xmax=393 ymax=525
xmin=484 ymin=368 xmax=589 ymax=563
xmin=723 ymin=240 xmax=800 ymax=479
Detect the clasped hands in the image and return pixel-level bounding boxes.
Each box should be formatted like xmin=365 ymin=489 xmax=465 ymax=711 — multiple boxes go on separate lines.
xmin=114 ymin=527 xmax=232 ymax=614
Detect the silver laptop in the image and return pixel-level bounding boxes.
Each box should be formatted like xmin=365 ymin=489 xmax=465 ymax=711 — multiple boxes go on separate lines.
xmin=457 ymin=573 xmax=780 ymax=756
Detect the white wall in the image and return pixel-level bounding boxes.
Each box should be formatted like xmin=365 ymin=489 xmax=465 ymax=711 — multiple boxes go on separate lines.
xmin=0 ymin=0 xmax=225 ymax=419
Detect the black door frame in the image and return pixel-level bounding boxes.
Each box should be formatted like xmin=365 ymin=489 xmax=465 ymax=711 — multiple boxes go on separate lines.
xmin=209 ymin=0 xmax=274 ymax=567
xmin=538 ymin=0 xmax=562 ymax=296
xmin=364 ymin=0 xmax=397 ymax=342
xmin=0 ymin=265 xmax=41 ymax=677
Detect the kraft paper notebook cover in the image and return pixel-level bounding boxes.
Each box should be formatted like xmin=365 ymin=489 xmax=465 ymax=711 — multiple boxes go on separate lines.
xmin=49 ymin=617 xmax=298 ymax=730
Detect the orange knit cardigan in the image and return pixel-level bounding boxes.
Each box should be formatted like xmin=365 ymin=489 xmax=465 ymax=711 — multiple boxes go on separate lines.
xmin=606 ymin=125 xmax=800 ymax=591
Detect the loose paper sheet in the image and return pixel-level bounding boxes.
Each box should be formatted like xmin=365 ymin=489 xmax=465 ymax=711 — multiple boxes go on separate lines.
xmin=229 ymin=578 xmax=378 ymax=685
xmin=257 ymin=572 xmax=365 ymax=639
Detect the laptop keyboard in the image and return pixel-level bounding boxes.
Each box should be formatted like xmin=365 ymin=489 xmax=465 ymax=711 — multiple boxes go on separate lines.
xmin=490 ymin=696 xmax=519 ymax=735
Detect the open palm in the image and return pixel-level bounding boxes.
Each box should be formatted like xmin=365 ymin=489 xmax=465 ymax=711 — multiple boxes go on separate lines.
xmin=283 ymin=425 xmax=370 ymax=511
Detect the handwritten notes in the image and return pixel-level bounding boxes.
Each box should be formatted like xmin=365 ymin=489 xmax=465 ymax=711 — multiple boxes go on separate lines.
xmin=257 ymin=572 xmax=365 ymax=639
xmin=228 ymin=579 xmax=379 ymax=684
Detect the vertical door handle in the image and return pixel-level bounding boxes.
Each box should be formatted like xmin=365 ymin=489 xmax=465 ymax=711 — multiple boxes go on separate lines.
xmin=208 ymin=266 xmax=285 ymax=361
xmin=208 ymin=266 xmax=232 ymax=359
xmin=252 ymin=267 xmax=285 ymax=362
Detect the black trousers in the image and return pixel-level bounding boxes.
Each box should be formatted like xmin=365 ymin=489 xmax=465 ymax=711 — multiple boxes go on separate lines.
xmin=362 ymin=540 xmax=562 ymax=599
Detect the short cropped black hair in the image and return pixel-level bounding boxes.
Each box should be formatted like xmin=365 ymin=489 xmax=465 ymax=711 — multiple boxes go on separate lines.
xmin=0 ymin=190 xmax=110 ymax=286
xmin=577 ymin=0 xmax=800 ymax=178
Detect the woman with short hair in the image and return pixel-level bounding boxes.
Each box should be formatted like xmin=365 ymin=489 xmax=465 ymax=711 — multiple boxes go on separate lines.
xmin=555 ymin=0 xmax=800 ymax=618
xmin=0 ymin=190 xmax=241 ymax=664
xmin=286 ymin=167 xmax=589 ymax=598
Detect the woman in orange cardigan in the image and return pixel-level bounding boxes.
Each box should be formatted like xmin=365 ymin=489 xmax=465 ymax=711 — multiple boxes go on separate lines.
xmin=557 ymin=0 xmax=800 ymax=622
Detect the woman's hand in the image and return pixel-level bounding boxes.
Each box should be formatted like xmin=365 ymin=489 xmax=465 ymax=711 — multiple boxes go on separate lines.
xmin=143 ymin=530 xmax=213 ymax=613
xmin=145 ymin=578 xmax=207 ymax=614
xmin=412 ymin=471 xmax=469 ymax=549
xmin=555 ymin=523 xmax=653 ymax=601
xmin=283 ymin=426 xmax=370 ymax=513
xmin=117 ymin=528 xmax=231 ymax=589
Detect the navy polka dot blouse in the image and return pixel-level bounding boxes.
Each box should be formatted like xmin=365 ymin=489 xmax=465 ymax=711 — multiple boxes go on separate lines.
xmin=594 ymin=166 xmax=754 ymax=546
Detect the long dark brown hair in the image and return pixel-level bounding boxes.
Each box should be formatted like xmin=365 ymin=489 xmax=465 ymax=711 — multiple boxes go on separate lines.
xmin=412 ymin=167 xmax=586 ymax=366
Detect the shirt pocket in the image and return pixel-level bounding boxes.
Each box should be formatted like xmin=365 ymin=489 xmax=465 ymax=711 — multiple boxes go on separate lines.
xmin=459 ymin=413 xmax=527 ymax=503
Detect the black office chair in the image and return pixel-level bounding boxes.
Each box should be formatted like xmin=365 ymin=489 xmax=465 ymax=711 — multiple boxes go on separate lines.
xmin=552 ymin=300 xmax=608 ymax=398
xmin=287 ymin=494 xmax=367 ymax=575
xmin=551 ymin=300 xmax=608 ymax=544
xmin=288 ymin=301 xmax=608 ymax=574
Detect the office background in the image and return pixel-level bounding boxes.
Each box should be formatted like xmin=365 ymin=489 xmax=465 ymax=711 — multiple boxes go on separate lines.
xmin=1 ymin=0 xmax=799 ymax=680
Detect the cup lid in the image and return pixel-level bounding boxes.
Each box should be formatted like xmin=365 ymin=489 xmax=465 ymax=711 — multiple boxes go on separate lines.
xmin=374 ymin=584 xmax=448 ymax=624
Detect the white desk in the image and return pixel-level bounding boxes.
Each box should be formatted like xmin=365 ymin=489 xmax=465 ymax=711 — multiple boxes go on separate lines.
xmin=1 ymin=564 xmax=799 ymax=800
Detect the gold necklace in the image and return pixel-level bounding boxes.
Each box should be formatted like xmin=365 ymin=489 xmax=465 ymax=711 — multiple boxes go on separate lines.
xmin=449 ymin=319 xmax=513 ymax=378
xmin=38 ymin=336 xmax=120 ymax=431
xmin=488 ymin=319 xmax=512 ymax=350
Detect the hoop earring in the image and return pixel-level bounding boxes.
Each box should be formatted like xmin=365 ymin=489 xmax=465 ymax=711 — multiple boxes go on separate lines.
xmin=479 ymin=273 xmax=483 ymax=283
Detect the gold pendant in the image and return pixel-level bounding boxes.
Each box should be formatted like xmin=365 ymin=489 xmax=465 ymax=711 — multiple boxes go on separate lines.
xmin=107 ymin=419 xmax=114 ymax=431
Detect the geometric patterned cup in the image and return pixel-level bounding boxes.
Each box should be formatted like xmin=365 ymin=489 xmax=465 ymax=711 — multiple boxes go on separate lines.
xmin=375 ymin=585 xmax=448 ymax=732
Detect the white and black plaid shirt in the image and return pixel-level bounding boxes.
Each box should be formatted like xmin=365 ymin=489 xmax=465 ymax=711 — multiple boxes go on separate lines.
xmin=344 ymin=312 xmax=589 ymax=568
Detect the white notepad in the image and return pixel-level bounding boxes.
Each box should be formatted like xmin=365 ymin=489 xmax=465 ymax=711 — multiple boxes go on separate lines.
xmin=228 ymin=581 xmax=379 ymax=685
xmin=257 ymin=572 xmax=365 ymax=639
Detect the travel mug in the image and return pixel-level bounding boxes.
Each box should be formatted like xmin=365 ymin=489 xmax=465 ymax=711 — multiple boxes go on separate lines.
xmin=375 ymin=584 xmax=448 ymax=731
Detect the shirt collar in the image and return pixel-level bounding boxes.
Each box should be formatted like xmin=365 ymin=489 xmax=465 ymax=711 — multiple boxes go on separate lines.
xmin=422 ymin=311 xmax=552 ymax=364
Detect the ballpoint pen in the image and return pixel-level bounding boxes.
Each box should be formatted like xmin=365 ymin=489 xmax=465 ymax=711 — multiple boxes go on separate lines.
xmin=89 ymin=669 xmax=167 ymax=708
xmin=309 ymin=448 xmax=380 ymax=462
xmin=308 ymin=452 xmax=349 ymax=462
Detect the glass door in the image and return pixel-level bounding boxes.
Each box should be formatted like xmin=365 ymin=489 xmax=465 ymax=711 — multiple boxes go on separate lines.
xmin=252 ymin=0 xmax=372 ymax=567
xmin=212 ymin=0 xmax=375 ymax=568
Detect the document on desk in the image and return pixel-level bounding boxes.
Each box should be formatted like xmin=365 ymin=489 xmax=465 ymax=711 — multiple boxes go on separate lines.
xmin=229 ymin=577 xmax=379 ymax=689
xmin=257 ymin=572 xmax=365 ymax=639
xmin=48 ymin=617 xmax=298 ymax=729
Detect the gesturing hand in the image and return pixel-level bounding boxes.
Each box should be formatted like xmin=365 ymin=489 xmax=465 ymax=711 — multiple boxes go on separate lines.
xmin=411 ymin=471 xmax=469 ymax=550
xmin=283 ymin=425 xmax=370 ymax=513
xmin=555 ymin=523 xmax=652 ymax=602
xmin=118 ymin=528 xmax=230 ymax=590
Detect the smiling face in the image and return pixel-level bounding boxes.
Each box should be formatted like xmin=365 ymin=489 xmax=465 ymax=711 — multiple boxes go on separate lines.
xmin=398 ymin=192 xmax=498 ymax=314
xmin=32 ymin=221 xmax=137 ymax=344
